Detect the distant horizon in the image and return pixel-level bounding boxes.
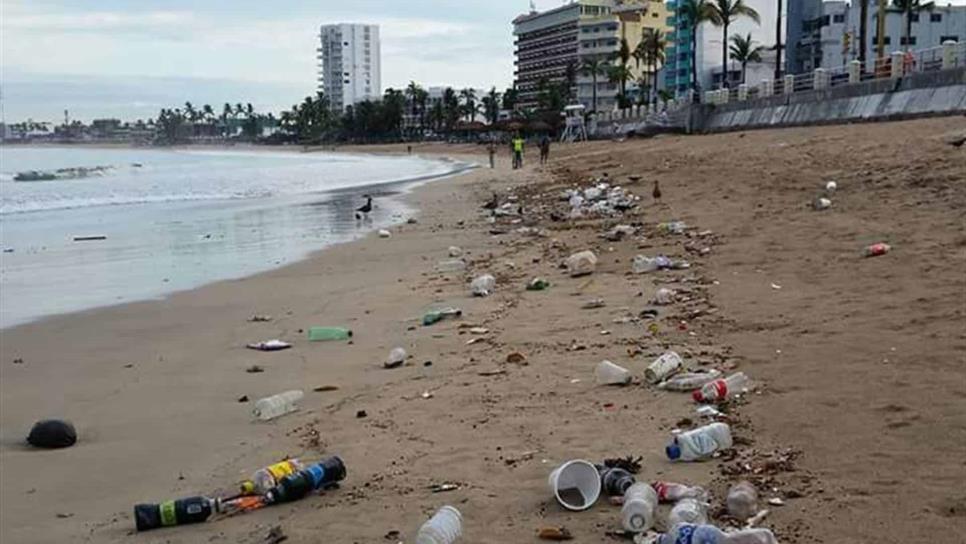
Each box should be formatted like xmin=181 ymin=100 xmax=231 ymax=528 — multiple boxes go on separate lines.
xmin=3 ymin=0 xmax=966 ymax=123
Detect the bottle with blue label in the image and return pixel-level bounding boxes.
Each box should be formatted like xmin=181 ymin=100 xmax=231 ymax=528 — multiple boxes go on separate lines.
xmin=134 ymin=496 xmax=216 ymax=532
xmin=657 ymin=524 xmax=778 ymax=544
xmin=265 ymin=456 xmax=346 ymax=504
xmin=666 ymin=423 xmax=733 ymax=462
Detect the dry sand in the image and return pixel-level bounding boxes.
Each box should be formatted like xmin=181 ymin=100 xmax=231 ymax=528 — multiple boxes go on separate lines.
xmin=1 ymin=118 xmax=964 ymax=543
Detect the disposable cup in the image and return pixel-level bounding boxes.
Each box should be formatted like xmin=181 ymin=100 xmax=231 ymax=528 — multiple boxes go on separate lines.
xmin=548 ymin=460 xmax=601 ymax=511
xmin=595 ymin=360 xmax=631 ymax=385
xmin=645 ymin=351 xmax=683 ymax=383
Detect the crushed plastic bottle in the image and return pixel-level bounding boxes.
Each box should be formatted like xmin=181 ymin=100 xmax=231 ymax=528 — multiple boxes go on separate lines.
xmin=599 ymin=466 xmax=636 ymax=495
xmin=565 ymin=250 xmax=598 ymax=277
xmin=622 ymin=482 xmax=658 ymax=533
xmin=668 ymin=497 xmax=709 ymax=527
xmin=726 ymin=481 xmax=759 ymax=521
xmin=307 ymin=327 xmax=352 ymax=341
xmin=253 ymin=390 xmax=304 ymax=421
xmin=527 ymin=277 xmax=551 ymax=291
xmin=666 ymin=422 xmax=733 ymax=462
xmin=633 ymin=255 xmax=673 ymax=274
xmin=416 ymin=505 xmax=463 ymax=544
xmin=448 ymin=246 xmax=463 ymax=257
xmin=645 ymin=351 xmax=683 ymax=384
xmin=436 ymin=259 xmax=467 ymax=272
xmin=692 ymin=373 xmax=752 ymax=403
xmin=652 ymin=482 xmax=708 ymax=503
xmin=654 ymin=288 xmax=676 ymax=305
xmin=657 ymin=524 xmax=778 ymax=544
xmin=385 ymin=347 xmax=407 ymax=369
xmin=659 ymin=370 xmax=723 ymax=392
xmin=241 ymin=459 xmax=303 ymax=495
xmin=863 ymin=242 xmax=891 ymax=258
xmin=470 ymin=274 xmax=496 ymax=296
xmin=423 ymin=308 xmax=462 ymax=326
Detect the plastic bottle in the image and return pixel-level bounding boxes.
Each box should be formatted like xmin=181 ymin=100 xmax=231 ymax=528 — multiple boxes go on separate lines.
xmin=566 ymin=250 xmax=598 ymax=277
xmin=307 ymin=327 xmax=352 ymax=341
xmin=252 ymin=390 xmax=304 ymax=421
xmin=726 ymin=481 xmax=758 ymax=521
xmin=415 ymin=505 xmax=463 ymax=544
xmin=621 ymin=482 xmax=658 ymax=533
xmin=692 ymin=373 xmax=751 ymax=403
xmin=134 ymin=496 xmax=216 ymax=532
xmin=470 ymin=274 xmax=496 ymax=296
xmin=668 ymin=498 xmax=709 ymax=527
xmin=652 ymin=482 xmax=708 ymax=503
xmin=666 ymin=422 xmax=733 ymax=462
xmin=863 ymin=242 xmax=891 ymax=257
xmin=599 ymin=466 xmax=636 ymax=495
xmin=645 ymin=351 xmax=683 ymax=383
xmin=654 ymin=288 xmax=676 ymax=305
xmin=436 ymin=259 xmax=467 ymax=272
xmin=265 ymin=456 xmax=346 ymax=504
xmin=526 ymin=278 xmax=551 ymax=291
xmin=241 ymin=459 xmax=303 ymax=495
xmin=423 ymin=308 xmax=462 ymax=326
xmin=385 ymin=347 xmax=407 ymax=369
xmin=659 ymin=370 xmax=722 ymax=392
xmin=657 ymin=524 xmax=777 ymax=544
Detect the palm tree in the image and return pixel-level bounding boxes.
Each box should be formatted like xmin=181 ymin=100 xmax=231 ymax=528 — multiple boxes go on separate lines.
xmin=482 ymin=87 xmax=501 ymax=124
xmin=581 ymin=56 xmax=608 ymax=113
xmin=706 ymin=0 xmax=761 ymax=89
xmin=458 ymin=88 xmax=477 ymax=122
xmin=608 ymin=64 xmax=634 ymax=109
xmin=891 ymin=0 xmax=935 ymax=52
xmin=442 ymin=87 xmax=459 ymax=130
xmin=678 ymin=0 xmax=716 ymax=93
xmin=644 ymin=29 xmax=667 ymax=104
xmin=729 ymin=33 xmax=765 ymax=84
xmin=614 ymin=38 xmax=632 ymax=108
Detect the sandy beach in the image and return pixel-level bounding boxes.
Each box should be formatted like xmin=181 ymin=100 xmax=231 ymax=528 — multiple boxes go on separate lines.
xmin=1 ymin=117 xmax=964 ymax=543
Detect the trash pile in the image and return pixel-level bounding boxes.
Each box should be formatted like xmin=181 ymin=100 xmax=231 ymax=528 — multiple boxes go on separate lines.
xmin=561 ymin=181 xmax=640 ymax=219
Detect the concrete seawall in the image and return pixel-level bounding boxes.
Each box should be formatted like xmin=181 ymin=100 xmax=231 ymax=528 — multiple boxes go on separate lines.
xmin=692 ymin=68 xmax=965 ymax=133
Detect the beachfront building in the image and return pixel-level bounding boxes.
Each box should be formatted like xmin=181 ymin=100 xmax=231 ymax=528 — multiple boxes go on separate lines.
xmin=512 ymin=0 xmax=671 ymax=113
xmin=317 ymin=23 xmax=381 ymax=113
xmin=788 ymin=1 xmax=965 ymax=74
xmin=663 ymin=0 xmax=699 ymax=97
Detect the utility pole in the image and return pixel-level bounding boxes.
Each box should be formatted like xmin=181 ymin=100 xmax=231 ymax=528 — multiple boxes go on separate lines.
xmin=774 ymin=0 xmax=783 ymax=80
xmin=859 ymin=0 xmax=869 ymax=70
xmin=876 ymin=0 xmax=887 ymax=60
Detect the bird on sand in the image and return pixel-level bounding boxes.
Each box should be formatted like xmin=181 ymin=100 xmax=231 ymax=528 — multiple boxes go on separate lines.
xmin=355 ymin=195 xmax=373 ymax=220
xmin=482 ymin=192 xmax=499 ymax=211
xmin=652 ymin=180 xmax=662 ymax=201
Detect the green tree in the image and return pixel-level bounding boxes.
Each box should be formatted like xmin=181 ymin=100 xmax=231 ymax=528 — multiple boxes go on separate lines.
xmin=642 ymin=29 xmax=667 ymax=103
xmin=891 ymin=0 xmax=935 ymax=52
xmin=581 ymin=56 xmax=609 ymax=113
xmin=482 ymin=87 xmax=501 ymax=124
xmin=678 ymin=0 xmax=716 ymax=92
xmin=501 ymin=87 xmax=519 ymax=111
xmin=442 ymin=87 xmax=459 ymax=130
xmin=458 ymin=88 xmax=478 ymax=122
xmin=608 ymin=64 xmax=633 ymax=109
xmin=729 ymin=33 xmax=764 ymax=84
xmin=706 ymin=0 xmax=761 ymax=89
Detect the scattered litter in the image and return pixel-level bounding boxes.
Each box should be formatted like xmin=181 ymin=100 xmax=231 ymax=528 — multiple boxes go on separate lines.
xmin=421 ymin=391 xmax=434 ymax=399
xmin=448 ymin=246 xmax=463 ymax=257
xmin=436 ymin=258 xmax=467 ymax=273
xmin=384 ymin=347 xmax=407 ymax=369
xmin=253 ymin=390 xmax=303 ymax=421
xmin=565 ymin=250 xmax=598 ymax=277
xmin=653 ymin=288 xmax=675 ymax=305
xmin=56 ymin=512 xmax=74 ymax=519
xmin=246 ymin=365 xmax=265 ymax=373
xmin=465 ymin=337 xmax=486 ymax=345
xmin=506 ymin=352 xmax=527 ymax=365
xmin=407 ymin=217 xmax=418 ymax=224
xmin=666 ymin=422 xmax=733 ymax=461
xmin=469 ymin=327 xmax=489 ymax=334
xmin=307 ymin=327 xmax=352 ymax=341
xmin=695 ymin=404 xmax=724 ymax=418
xmin=727 ymin=481 xmax=759 ymax=521
xmin=27 ymin=419 xmax=77 ymax=449
xmin=246 ymin=340 xmax=291 ymax=352
xmin=767 ymin=497 xmax=785 ymax=506
xmin=423 ymin=308 xmax=462 ymax=326
xmin=237 ymin=395 xmax=249 ymax=403
xmin=604 ymin=225 xmax=636 ymax=241
xmin=632 ymin=255 xmax=672 ymax=274
xmin=378 ymin=229 xmax=391 ymax=238
xmin=73 ymin=235 xmax=107 ymax=242
xmin=356 ymin=410 xmax=367 ymax=418
xmin=770 ymin=283 xmax=782 ymax=290
xmin=746 ymin=508 xmax=771 ymax=528
xmin=863 ymin=242 xmax=891 ymax=258
xmin=429 ymin=483 xmax=460 ymax=493
xmin=471 ymin=274 xmax=496 ymax=296
xmin=595 ymin=360 xmax=632 ymax=385
xmin=248 ymin=315 xmax=272 ymax=322
xmin=656 ymin=221 xmax=687 ymax=235
xmin=581 ymin=298 xmax=605 ymax=309
xmin=548 ymin=460 xmax=601 ymax=511
xmin=603 ymin=455 xmax=644 ymax=474
xmin=479 ymin=369 xmax=507 ymax=376
xmin=263 ymin=525 xmax=288 ymax=544
xmin=692 ymin=372 xmax=752 ymax=403
xmin=415 ymin=506 xmax=462 ymax=544
xmin=825 ymin=180 xmax=838 ymax=193
xmin=538 ymin=526 xmax=574 ymax=540
xmin=312 ymin=385 xmax=339 ymax=392
xmin=812 ymin=197 xmax=831 ymax=210
xmin=645 ymin=351 xmax=683 ymax=384
xmin=527 ymin=277 xmax=551 ymax=291
xmin=622 ymin=482 xmax=658 ymax=532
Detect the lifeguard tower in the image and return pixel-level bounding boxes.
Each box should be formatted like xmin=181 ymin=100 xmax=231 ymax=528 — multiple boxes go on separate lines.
xmin=560 ymin=104 xmax=587 ymax=143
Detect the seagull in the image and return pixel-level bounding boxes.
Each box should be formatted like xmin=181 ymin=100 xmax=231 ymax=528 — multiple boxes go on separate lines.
xmin=355 ymin=195 xmax=373 ymax=220
xmin=652 ymin=180 xmax=662 ymax=201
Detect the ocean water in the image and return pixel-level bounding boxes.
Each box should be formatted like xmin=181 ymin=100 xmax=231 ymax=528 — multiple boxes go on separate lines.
xmin=0 ymin=146 xmax=472 ymax=328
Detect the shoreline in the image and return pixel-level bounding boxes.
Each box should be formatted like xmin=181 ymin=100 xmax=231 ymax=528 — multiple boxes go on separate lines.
xmin=1 ymin=118 xmax=963 ymax=543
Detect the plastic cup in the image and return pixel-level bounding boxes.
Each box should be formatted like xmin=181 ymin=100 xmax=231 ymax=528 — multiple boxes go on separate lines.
xmin=595 ymin=360 xmax=631 ymax=385
xmin=548 ymin=460 xmax=601 ymax=511
xmin=645 ymin=351 xmax=683 ymax=384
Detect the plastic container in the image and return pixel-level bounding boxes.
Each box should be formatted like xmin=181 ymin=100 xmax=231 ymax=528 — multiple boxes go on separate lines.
xmin=448 ymin=246 xmax=463 ymax=258
xmin=307 ymin=327 xmax=352 ymax=341
xmin=470 ymin=274 xmax=496 ymax=296
xmin=600 ymin=466 xmax=636 ymax=496
xmin=595 ymin=360 xmax=632 ymax=385
xmin=657 ymin=524 xmax=778 ymax=544
xmin=241 ymin=459 xmax=303 ymax=495
xmin=527 ymin=278 xmax=551 ymax=291
xmin=378 ymin=229 xmax=391 ymax=238
xmin=692 ymin=373 xmax=752 ymax=403
xmin=436 ymin=259 xmax=467 ymax=273
xmin=423 ymin=308 xmax=462 ymax=326
xmin=134 ymin=496 xmax=216 ymax=532
xmin=812 ymin=197 xmax=831 ymax=210
xmin=659 ymin=370 xmax=722 ymax=392
xmin=668 ymin=498 xmax=709 ymax=527
xmin=645 ymin=351 xmax=683 ymax=383
xmin=632 ymin=255 xmax=672 ymax=274
xmin=726 ymin=481 xmax=758 ymax=521
xmin=565 ymin=250 xmax=598 ymax=277
xmin=652 ymin=482 xmax=708 ymax=503
xmin=385 ymin=347 xmax=407 ymax=368
xmin=253 ymin=390 xmax=304 ymax=421
xmin=621 ymin=482 xmax=658 ymax=532
xmin=863 ymin=242 xmax=891 ymax=258
xmin=666 ymin=422 xmax=733 ymax=462
xmin=654 ymin=288 xmax=675 ymax=305
xmin=415 ymin=505 xmax=463 ymax=544
xmin=265 ymin=456 xmax=346 ymax=504
xmin=548 ymin=460 xmax=601 ymax=511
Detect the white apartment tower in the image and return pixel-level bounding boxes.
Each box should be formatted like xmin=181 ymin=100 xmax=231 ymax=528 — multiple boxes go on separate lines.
xmin=317 ymin=24 xmax=381 ymax=113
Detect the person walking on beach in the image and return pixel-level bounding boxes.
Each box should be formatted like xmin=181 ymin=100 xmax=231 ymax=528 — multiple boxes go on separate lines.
xmin=512 ymin=134 xmax=524 ymax=169
xmin=539 ymin=135 xmax=551 ymax=165
xmin=487 ymin=141 xmax=496 ymax=169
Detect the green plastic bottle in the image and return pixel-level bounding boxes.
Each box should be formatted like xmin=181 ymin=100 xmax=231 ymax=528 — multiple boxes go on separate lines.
xmin=422 ymin=308 xmax=462 ymax=326
xmin=307 ymin=327 xmax=353 ymax=341
xmin=526 ymin=278 xmax=551 ymax=291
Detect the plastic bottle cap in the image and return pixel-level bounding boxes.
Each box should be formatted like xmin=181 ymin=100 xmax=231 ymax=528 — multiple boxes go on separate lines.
xmin=240 ymin=481 xmax=255 ymax=495
xmin=666 ymin=444 xmax=681 ymax=460
xmin=691 ymin=390 xmax=703 ymax=402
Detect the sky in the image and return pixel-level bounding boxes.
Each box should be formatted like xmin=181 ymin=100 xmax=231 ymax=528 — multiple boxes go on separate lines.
xmin=2 ymin=0 xmax=965 ymax=122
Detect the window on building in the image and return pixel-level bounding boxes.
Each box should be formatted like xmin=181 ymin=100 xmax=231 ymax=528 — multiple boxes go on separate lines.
xmin=900 ymin=36 xmax=917 ymax=45
xmin=343 ymin=41 xmax=349 ymax=46
xmin=872 ymin=35 xmax=892 ymax=45
xmin=344 ymin=79 xmax=350 ymax=84
xmin=930 ymin=13 xmax=942 ymax=22
xmin=833 ymin=14 xmax=845 ymax=23
xmin=940 ymin=35 xmax=959 ymax=42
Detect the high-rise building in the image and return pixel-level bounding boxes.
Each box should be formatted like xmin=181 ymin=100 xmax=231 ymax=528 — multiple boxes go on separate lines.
xmin=512 ymin=0 xmax=671 ymax=112
xmin=317 ymin=24 xmax=381 ymax=113
xmin=663 ymin=0 xmax=697 ymax=96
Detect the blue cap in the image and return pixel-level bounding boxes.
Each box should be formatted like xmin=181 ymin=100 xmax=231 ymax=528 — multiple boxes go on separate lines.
xmin=666 ymin=443 xmax=681 ymax=460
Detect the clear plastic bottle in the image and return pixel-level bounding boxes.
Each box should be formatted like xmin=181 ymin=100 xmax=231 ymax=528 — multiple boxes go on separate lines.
xmin=423 ymin=308 xmax=462 ymax=326
xmin=241 ymin=459 xmax=303 ymax=495
xmin=385 ymin=347 xmax=407 ymax=368
xmin=726 ymin=481 xmax=758 ymax=521
xmin=436 ymin=259 xmax=467 ymax=273
xmin=470 ymin=274 xmax=496 ymax=296
xmin=652 ymin=482 xmax=708 ymax=503
xmin=659 ymin=370 xmax=722 ymax=392
xmin=600 ymin=466 xmax=636 ymax=495
xmin=668 ymin=498 xmax=709 ymax=527
xmin=307 ymin=327 xmax=352 ymax=341
xmin=252 ymin=390 xmax=304 ymax=421
xmin=658 ymin=524 xmax=777 ymax=544
xmin=621 ymin=482 xmax=658 ymax=533
xmin=415 ymin=505 xmax=462 ymax=544
xmin=692 ymin=373 xmax=752 ymax=403
xmin=666 ymin=422 xmax=733 ymax=462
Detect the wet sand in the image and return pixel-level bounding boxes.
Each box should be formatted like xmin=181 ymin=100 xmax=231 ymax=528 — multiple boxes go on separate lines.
xmin=1 ymin=118 xmax=964 ymax=543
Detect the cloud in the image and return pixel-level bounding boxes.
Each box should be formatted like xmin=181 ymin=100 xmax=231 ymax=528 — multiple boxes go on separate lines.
xmin=2 ymin=10 xmax=193 ymax=32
